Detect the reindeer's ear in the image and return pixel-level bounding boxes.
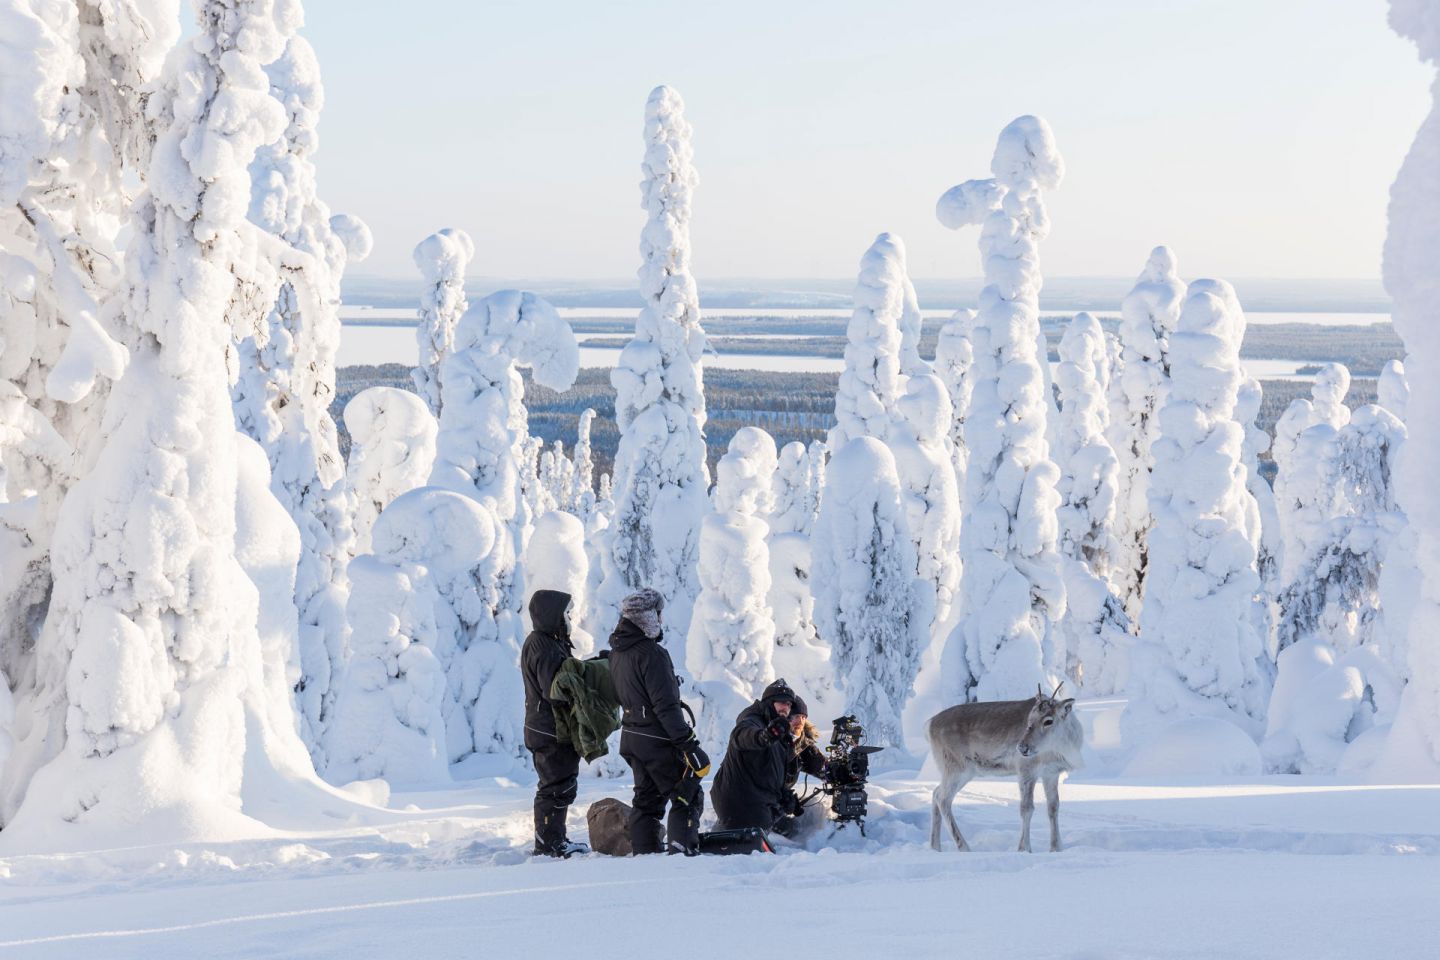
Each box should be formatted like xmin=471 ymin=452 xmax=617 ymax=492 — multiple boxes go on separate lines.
xmin=1058 ymin=698 xmax=1075 ymax=718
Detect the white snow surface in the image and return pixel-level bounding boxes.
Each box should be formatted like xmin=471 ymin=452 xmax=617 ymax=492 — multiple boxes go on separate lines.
xmin=0 ymin=699 xmax=1435 ymax=960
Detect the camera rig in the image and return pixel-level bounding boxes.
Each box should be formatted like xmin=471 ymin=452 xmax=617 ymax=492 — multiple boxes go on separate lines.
xmin=820 ymin=714 xmax=884 ymax=836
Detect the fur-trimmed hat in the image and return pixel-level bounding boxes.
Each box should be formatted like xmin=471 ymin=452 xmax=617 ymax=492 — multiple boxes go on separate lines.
xmin=620 ymin=588 xmax=665 ymax=639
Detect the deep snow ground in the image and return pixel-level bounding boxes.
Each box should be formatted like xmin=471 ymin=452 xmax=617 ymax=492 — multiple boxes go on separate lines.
xmin=0 ymin=765 xmax=1434 ymax=960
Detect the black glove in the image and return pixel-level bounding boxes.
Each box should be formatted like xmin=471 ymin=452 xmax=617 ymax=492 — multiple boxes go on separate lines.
xmin=766 ymin=717 xmax=793 ymax=744
xmin=786 ymin=792 xmax=806 ymax=817
xmin=677 ymin=736 xmax=711 ymax=778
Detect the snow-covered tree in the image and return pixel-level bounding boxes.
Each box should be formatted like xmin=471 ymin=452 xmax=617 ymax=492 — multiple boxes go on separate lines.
xmin=829 ymin=233 xmax=910 ymax=449
xmin=1054 ymin=312 xmax=1129 ymax=693
xmin=1379 ymin=359 xmax=1409 ymax=421
xmin=411 ymin=228 xmax=473 ymax=417
xmin=233 ymin=35 xmax=372 ymax=764
xmin=935 ymin=116 xmax=1068 ymax=703
xmin=344 ymin=387 xmax=438 ymax=556
xmin=1374 ymin=0 xmax=1440 ymax=780
xmin=933 ymin=309 xmax=977 ymax=491
xmin=567 ymin=408 xmax=597 ymax=518
xmin=811 ymin=437 xmax=918 ymax=752
xmin=598 ymin=85 xmax=709 ymax=644
xmin=523 ymin=509 xmax=592 ymax=656
xmin=1237 ymin=377 xmax=1284 ymax=608
xmin=1274 ymin=364 xmax=1354 ymax=586
xmin=324 ymin=552 xmax=450 ymax=786
xmin=1125 ymin=280 xmax=1272 ymax=741
xmin=0 ymin=0 xmax=171 ymax=736
xmin=1 ymin=0 xmax=336 ymax=839
xmin=429 ymin=289 xmax=579 ymax=632
xmin=768 ymin=531 xmax=836 ymax=720
xmin=1109 ymin=247 xmax=1186 ymax=621
xmin=687 ymin=427 xmax=778 ymax=750
xmin=770 ymin=441 xmax=816 ymax=536
xmin=366 ymin=487 xmax=518 ymax=764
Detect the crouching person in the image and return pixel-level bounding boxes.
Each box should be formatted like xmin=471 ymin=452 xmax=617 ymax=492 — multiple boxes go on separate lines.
xmin=521 ymin=589 xmax=589 ymax=858
xmin=608 ymin=589 xmax=709 ymax=855
xmin=711 ymin=679 xmax=828 ymax=838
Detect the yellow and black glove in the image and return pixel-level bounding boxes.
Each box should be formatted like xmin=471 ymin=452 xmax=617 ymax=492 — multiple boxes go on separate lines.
xmin=677 ymin=735 xmax=711 ymax=778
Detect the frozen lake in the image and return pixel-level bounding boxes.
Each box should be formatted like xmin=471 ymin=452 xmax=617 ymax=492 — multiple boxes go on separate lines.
xmin=337 ymin=323 xmax=1339 ymax=380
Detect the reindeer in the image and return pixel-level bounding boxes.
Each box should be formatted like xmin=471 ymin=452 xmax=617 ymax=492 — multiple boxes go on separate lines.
xmin=927 ymin=683 xmax=1083 ymax=853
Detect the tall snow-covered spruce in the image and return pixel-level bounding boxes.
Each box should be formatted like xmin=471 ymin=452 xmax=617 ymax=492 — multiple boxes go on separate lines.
xmin=1054 ymin=312 xmax=1129 ymax=694
xmin=1109 ymin=247 xmax=1186 ymax=621
xmin=934 ymin=116 xmax=1068 ymax=703
xmin=0 ymin=0 xmax=357 ymax=843
xmin=1376 ymin=0 xmax=1440 ymax=780
xmin=598 ymin=86 xmax=709 ymax=644
xmin=344 ymin=387 xmax=438 ymax=556
xmin=411 ymin=228 xmax=473 ymax=418
xmin=1125 ymin=280 xmax=1272 ymax=745
xmin=811 ymin=437 xmax=918 ymax=752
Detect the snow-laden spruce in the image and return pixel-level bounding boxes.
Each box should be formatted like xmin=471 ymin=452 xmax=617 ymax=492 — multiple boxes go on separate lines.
xmin=811 ymin=437 xmax=918 ymax=752
xmin=769 ymin=441 xmax=821 ymax=536
xmin=687 ymin=427 xmax=779 ymax=751
xmin=768 ymin=531 xmax=837 ymax=720
xmin=1109 ymin=247 xmax=1186 ymax=621
xmin=1054 ymin=312 xmax=1130 ymax=693
xmin=933 ymin=308 xmax=977 ymax=493
xmin=566 ymin=408 xmax=598 ymax=519
xmin=523 ymin=510 xmax=593 ymax=656
xmin=1274 ymin=365 xmax=1353 ymax=591
xmin=234 ymin=34 xmax=373 ymax=765
xmin=1379 ymin=359 xmax=1410 ymax=421
xmin=1237 ymin=377 xmax=1284 ymax=611
xmin=0 ymin=0 xmax=358 ymax=843
xmin=935 ymin=116 xmax=1068 ymax=703
xmin=344 ymin=387 xmax=439 ymax=556
xmin=829 ymin=233 xmax=911 ymax=448
xmin=1264 ymin=405 xmax=1406 ymax=773
xmin=427 ymin=289 xmax=577 ymax=760
xmin=1126 ymin=280 xmax=1272 ymax=744
xmin=412 ymin=228 xmax=474 ymax=417
xmin=598 ymin=85 xmax=709 ymax=644
xmin=1374 ymin=0 xmax=1440 ymax=781
xmin=0 ymin=0 xmax=172 ymax=759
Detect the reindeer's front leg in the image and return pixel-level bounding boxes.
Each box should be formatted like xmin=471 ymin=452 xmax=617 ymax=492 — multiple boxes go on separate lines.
xmin=1017 ymin=773 xmax=1036 ymax=853
xmin=1043 ymin=772 xmax=1061 ymax=852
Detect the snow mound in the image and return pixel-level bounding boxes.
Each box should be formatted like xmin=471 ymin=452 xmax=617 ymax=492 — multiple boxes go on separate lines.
xmin=1124 ymin=717 xmax=1262 ymax=778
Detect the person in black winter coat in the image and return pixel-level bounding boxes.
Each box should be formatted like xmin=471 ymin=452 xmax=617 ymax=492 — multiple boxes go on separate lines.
xmin=607 ymin=588 xmax=706 ymax=855
xmin=521 ymin=589 xmax=589 ymax=858
xmin=711 ymin=679 xmax=828 ymax=834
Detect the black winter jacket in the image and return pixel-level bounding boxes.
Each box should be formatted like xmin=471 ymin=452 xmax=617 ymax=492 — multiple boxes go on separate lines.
xmin=607 ymin=617 xmax=691 ymax=760
xmin=711 ymin=681 xmax=828 ymax=830
xmin=521 ymin=590 xmax=573 ymax=749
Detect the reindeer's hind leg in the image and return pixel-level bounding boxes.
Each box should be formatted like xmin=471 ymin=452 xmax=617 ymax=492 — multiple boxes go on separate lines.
xmin=1017 ymin=773 xmax=1036 ymax=853
xmin=1043 ymin=772 xmax=1062 ymax=852
xmin=931 ymin=767 xmax=971 ymax=852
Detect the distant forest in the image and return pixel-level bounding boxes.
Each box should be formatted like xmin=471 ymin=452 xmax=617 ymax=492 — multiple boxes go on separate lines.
xmin=333 ymin=363 xmax=1378 ymax=485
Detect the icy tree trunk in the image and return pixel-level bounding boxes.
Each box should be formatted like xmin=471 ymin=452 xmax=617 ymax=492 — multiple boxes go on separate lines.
xmin=1125 ymin=280 xmax=1272 ymax=742
xmin=935 ymin=117 xmax=1068 ymax=703
xmin=1054 ymin=312 xmax=1130 ymax=693
xmin=1109 ymin=247 xmax=1186 ymax=622
xmin=811 ymin=437 xmax=918 ymax=752
xmin=411 ymin=228 xmax=473 ymax=418
xmin=344 ymin=387 xmax=438 ymax=556
xmin=598 ymin=85 xmax=710 ymax=644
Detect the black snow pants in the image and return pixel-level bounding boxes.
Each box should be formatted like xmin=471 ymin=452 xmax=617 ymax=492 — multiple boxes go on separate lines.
xmin=531 ymin=740 xmax=580 ymax=851
xmin=622 ymin=742 xmax=703 ymax=855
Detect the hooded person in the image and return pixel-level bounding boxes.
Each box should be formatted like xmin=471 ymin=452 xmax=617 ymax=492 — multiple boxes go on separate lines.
xmin=521 ymin=589 xmax=590 ymax=858
xmin=711 ymin=679 xmax=828 ymax=835
xmin=607 ymin=588 xmax=709 ymax=855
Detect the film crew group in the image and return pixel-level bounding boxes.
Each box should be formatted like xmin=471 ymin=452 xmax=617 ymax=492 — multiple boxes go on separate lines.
xmin=520 ymin=586 xmax=838 ymax=858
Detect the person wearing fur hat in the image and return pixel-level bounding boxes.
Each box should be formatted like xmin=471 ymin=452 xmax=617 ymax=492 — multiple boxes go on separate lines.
xmin=607 ymin=588 xmax=709 ymax=855
xmin=711 ymin=678 xmax=829 ymax=836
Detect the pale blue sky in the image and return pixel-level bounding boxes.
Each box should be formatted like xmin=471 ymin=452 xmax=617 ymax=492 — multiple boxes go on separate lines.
xmin=300 ymin=0 xmax=1429 ymax=281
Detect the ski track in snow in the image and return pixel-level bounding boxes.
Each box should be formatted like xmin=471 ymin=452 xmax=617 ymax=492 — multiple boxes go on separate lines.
xmin=0 ymin=771 xmax=1434 ymax=959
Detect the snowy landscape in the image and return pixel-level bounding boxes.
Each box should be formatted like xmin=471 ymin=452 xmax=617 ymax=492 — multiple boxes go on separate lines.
xmin=2 ymin=0 xmax=1439 ymax=957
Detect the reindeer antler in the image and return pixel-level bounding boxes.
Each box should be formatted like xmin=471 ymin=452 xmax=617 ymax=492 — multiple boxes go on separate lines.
xmin=1051 ymin=681 xmax=1065 ymax=701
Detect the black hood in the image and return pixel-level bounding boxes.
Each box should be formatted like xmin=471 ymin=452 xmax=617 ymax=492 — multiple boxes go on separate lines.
xmin=608 ymin=615 xmax=658 ymax=653
xmin=529 ymin=590 xmax=572 ymax=642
